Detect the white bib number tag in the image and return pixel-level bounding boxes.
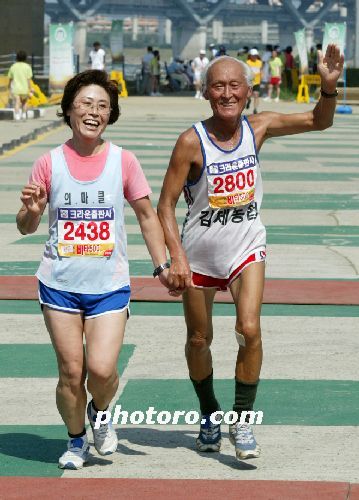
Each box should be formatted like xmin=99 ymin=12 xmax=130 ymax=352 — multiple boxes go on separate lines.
xmin=57 ymin=207 xmax=115 ymax=257
xmin=207 ymin=160 xmax=257 ymax=209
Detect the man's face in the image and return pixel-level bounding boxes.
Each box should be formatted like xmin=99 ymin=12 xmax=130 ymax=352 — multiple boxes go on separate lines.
xmin=204 ymin=60 xmax=252 ymax=120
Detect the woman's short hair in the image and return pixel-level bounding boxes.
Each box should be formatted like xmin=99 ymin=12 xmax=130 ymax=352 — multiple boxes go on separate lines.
xmin=57 ymin=70 xmax=120 ymax=127
xmin=202 ymin=56 xmax=253 ymax=92
xmin=16 ymin=50 xmax=27 ymax=62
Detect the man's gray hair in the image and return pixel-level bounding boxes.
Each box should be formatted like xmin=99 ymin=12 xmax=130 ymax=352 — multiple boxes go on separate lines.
xmin=202 ymin=56 xmax=254 ymax=92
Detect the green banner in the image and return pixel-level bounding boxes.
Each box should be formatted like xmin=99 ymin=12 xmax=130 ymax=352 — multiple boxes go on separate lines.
xmin=110 ymin=20 xmax=124 ymax=69
xmin=49 ymin=23 xmax=74 ymax=93
xmin=323 ymin=22 xmax=346 ymax=54
xmin=294 ymin=29 xmax=308 ymax=75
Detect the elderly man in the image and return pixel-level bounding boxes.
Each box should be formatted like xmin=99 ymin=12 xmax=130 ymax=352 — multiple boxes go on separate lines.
xmin=157 ymin=45 xmax=343 ymax=461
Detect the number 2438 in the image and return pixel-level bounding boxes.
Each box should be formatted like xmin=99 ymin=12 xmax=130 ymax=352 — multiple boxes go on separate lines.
xmin=63 ymin=221 xmax=110 ymax=241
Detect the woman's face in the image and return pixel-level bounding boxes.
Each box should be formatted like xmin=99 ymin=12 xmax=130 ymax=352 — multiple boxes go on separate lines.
xmin=67 ymin=84 xmax=111 ymax=143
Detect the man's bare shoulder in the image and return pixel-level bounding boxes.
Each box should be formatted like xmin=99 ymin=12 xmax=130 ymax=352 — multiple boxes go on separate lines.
xmin=175 ymin=126 xmax=200 ymax=150
xmin=246 ymin=112 xmax=275 ymax=142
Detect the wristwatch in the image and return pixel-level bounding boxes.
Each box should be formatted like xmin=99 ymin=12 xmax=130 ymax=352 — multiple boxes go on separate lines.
xmin=320 ymin=88 xmax=338 ymax=98
xmin=153 ymin=262 xmax=170 ymax=278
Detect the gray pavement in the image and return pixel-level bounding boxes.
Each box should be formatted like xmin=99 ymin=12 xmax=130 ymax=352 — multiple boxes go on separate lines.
xmin=0 ymin=96 xmax=358 ymax=482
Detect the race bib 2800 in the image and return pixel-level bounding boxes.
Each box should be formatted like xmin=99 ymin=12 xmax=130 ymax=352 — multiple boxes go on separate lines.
xmin=207 ymin=154 xmax=257 ymax=209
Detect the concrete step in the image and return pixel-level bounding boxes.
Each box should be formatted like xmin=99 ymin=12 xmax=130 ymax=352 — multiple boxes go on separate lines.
xmin=0 ymin=108 xmax=45 ymax=121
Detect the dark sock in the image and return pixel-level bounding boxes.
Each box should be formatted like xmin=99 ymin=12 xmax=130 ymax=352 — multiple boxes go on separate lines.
xmin=190 ymin=371 xmax=220 ymax=415
xmin=68 ymin=428 xmax=86 ymax=439
xmin=233 ymin=378 xmax=259 ymax=423
xmin=91 ymin=400 xmax=108 ymax=413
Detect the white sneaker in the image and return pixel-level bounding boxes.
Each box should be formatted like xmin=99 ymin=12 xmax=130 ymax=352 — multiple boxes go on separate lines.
xmin=274 ymin=97 xmax=280 ymax=103
xmin=195 ymin=91 xmax=200 ymax=99
xmin=58 ymin=435 xmax=90 ymax=469
xmin=87 ymin=401 xmax=118 ymax=455
xmin=21 ymin=112 xmax=27 ymax=120
xmin=14 ymin=112 xmax=21 ymax=121
xmin=263 ymin=96 xmax=271 ymax=102
xmin=229 ymin=422 xmax=261 ymax=460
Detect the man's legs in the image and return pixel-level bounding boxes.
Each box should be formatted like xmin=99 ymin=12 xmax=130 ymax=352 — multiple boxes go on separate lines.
xmin=253 ymin=90 xmax=260 ymax=113
xmin=229 ymin=261 xmax=265 ymax=459
xmin=264 ymin=84 xmax=273 ymax=101
xmin=193 ymin=74 xmax=201 ymax=98
xmin=84 ymin=310 xmax=127 ymax=455
xmin=230 ymin=261 xmax=264 ymax=383
xmin=183 ymin=287 xmax=222 ymax=451
xmin=183 ymin=287 xmax=216 ymax=381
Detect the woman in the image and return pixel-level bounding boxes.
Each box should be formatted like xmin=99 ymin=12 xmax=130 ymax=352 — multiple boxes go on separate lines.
xmin=8 ymin=50 xmax=33 ymax=120
xmin=16 ymin=70 xmax=171 ymax=469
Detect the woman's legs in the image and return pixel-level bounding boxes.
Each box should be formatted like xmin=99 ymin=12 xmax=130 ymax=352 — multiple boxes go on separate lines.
xmin=84 ymin=310 xmax=127 ymax=410
xmin=43 ymin=307 xmax=86 ymax=434
xmin=84 ymin=310 xmax=127 ymax=455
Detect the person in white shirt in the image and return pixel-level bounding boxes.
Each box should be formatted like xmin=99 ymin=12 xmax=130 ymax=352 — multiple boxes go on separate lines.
xmin=191 ymin=49 xmax=209 ymax=99
xmin=89 ymin=42 xmax=106 ymax=71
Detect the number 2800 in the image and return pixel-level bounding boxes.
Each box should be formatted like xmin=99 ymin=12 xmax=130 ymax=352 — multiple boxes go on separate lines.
xmin=63 ymin=221 xmax=110 ymax=241
xmin=213 ymin=169 xmax=255 ymax=194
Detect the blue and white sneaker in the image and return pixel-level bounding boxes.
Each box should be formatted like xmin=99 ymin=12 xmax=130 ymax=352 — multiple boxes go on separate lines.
xmin=196 ymin=414 xmax=222 ymax=452
xmin=229 ymin=422 xmax=261 ymax=459
xmin=58 ymin=436 xmax=90 ymax=469
xmin=87 ymin=402 xmax=118 ymax=456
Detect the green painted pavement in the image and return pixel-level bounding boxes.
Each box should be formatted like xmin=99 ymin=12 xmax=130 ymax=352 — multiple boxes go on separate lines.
xmin=0 ymin=214 xmax=183 ymax=226
xmin=0 ymin=344 xmax=135 ymax=378
xmin=29 ymin=143 xmax=173 ymax=151
xmin=0 ymin=214 xmax=17 ymax=223
xmin=4 ymin=172 xmax=359 ymax=192
xmin=0 ymin=300 xmax=358 ymax=317
xmin=118 ymin=379 xmax=359 ymax=426
xmin=1 ymin=160 xmax=359 ymax=170
xmin=4 ymin=193 xmax=359 ymax=211
xmin=148 ymin=172 xmax=359 ymax=181
xmin=21 ymin=144 xmax=359 ymax=160
xmin=0 ymin=260 xmax=155 ymax=276
xmin=12 ymin=226 xmax=359 ymax=247
xmin=0 ymin=425 xmax=65 ymax=477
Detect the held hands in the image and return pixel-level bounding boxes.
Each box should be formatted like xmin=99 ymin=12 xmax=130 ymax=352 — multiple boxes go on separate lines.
xmin=20 ymin=182 xmax=47 ymax=216
xmin=158 ymin=269 xmax=183 ymax=297
xmin=158 ymin=255 xmax=194 ymax=296
xmin=317 ymin=44 xmax=344 ymax=92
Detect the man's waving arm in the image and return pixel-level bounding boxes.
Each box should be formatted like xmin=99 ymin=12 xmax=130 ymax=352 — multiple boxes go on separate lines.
xmin=250 ymin=44 xmax=344 ymax=146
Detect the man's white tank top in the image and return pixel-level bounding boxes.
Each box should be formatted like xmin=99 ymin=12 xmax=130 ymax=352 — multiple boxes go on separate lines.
xmin=181 ymin=117 xmax=266 ymax=279
xmin=36 ymin=143 xmax=130 ymax=293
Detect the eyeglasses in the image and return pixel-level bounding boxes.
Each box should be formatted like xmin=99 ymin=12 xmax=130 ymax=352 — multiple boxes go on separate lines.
xmin=73 ymin=100 xmax=112 ymax=116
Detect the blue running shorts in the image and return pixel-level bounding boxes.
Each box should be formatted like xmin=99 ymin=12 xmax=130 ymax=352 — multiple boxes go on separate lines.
xmin=38 ymin=281 xmax=131 ymax=319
